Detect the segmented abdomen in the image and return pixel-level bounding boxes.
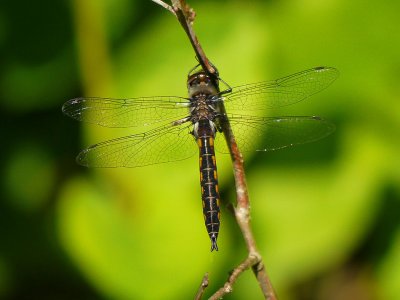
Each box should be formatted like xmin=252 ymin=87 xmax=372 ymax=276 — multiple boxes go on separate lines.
xmin=197 ymin=121 xmax=221 ymax=251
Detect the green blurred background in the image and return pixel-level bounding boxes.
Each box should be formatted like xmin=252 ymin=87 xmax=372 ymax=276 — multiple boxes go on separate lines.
xmin=1 ymin=0 xmax=399 ymax=299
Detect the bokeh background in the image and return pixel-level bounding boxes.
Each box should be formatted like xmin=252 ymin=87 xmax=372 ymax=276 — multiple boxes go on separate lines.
xmin=1 ymin=0 xmax=399 ymax=299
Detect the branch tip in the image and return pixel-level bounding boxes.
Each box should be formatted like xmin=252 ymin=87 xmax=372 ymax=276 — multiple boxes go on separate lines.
xmin=194 ymin=273 xmax=209 ymax=300
xmin=151 ymin=0 xmax=176 ymax=16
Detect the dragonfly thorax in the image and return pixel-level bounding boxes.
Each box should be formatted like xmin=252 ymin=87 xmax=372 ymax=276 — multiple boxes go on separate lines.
xmin=189 ymin=93 xmax=218 ymax=123
xmin=188 ymin=70 xmax=221 ymax=127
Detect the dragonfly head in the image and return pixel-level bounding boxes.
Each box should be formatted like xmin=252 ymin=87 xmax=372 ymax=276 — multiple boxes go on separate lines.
xmin=187 ymin=70 xmax=220 ymax=98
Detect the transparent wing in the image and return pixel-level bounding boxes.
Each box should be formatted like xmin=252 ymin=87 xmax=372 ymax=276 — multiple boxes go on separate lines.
xmin=214 ymin=115 xmax=335 ymax=154
xmin=222 ymin=67 xmax=339 ymax=113
xmin=62 ymin=96 xmax=191 ymax=128
xmin=77 ymin=123 xmax=197 ymax=168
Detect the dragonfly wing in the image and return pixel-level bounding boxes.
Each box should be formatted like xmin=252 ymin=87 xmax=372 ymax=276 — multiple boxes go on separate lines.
xmin=214 ymin=114 xmax=335 ymax=154
xmin=77 ymin=123 xmax=197 ymax=167
xmin=62 ymin=96 xmax=191 ymax=128
xmin=222 ymin=67 xmax=339 ymax=113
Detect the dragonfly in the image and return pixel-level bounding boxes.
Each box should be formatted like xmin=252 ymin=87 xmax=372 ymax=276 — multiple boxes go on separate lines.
xmin=62 ymin=66 xmax=338 ymax=251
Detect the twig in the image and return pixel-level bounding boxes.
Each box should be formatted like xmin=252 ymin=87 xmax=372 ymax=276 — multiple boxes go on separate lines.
xmin=166 ymin=0 xmax=217 ymax=77
xmin=209 ymin=255 xmax=258 ymax=300
xmin=154 ymin=1 xmax=277 ymax=299
xmin=151 ymin=0 xmax=176 ymax=15
xmin=218 ymin=114 xmax=277 ymax=300
xmin=194 ymin=273 xmax=209 ymax=300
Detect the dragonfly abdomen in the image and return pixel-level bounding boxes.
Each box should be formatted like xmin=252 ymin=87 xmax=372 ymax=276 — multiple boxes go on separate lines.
xmin=196 ymin=120 xmax=221 ymax=251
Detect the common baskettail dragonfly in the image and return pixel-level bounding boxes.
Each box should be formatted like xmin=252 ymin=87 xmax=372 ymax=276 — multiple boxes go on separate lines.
xmin=62 ymin=66 xmax=338 ymax=251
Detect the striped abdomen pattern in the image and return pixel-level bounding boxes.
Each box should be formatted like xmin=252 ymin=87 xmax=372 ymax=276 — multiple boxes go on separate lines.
xmin=196 ymin=120 xmax=221 ymax=251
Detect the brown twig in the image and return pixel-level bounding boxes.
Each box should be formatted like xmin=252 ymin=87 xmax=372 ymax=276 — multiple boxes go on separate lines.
xmin=209 ymin=255 xmax=258 ymax=300
xmin=220 ymin=122 xmax=277 ymax=299
xmin=153 ymin=1 xmax=277 ymax=299
xmin=156 ymin=0 xmax=217 ymax=77
xmin=194 ymin=273 xmax=209 ymax=300
xmin=151 ymin=0 xmax=176 ymax=15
